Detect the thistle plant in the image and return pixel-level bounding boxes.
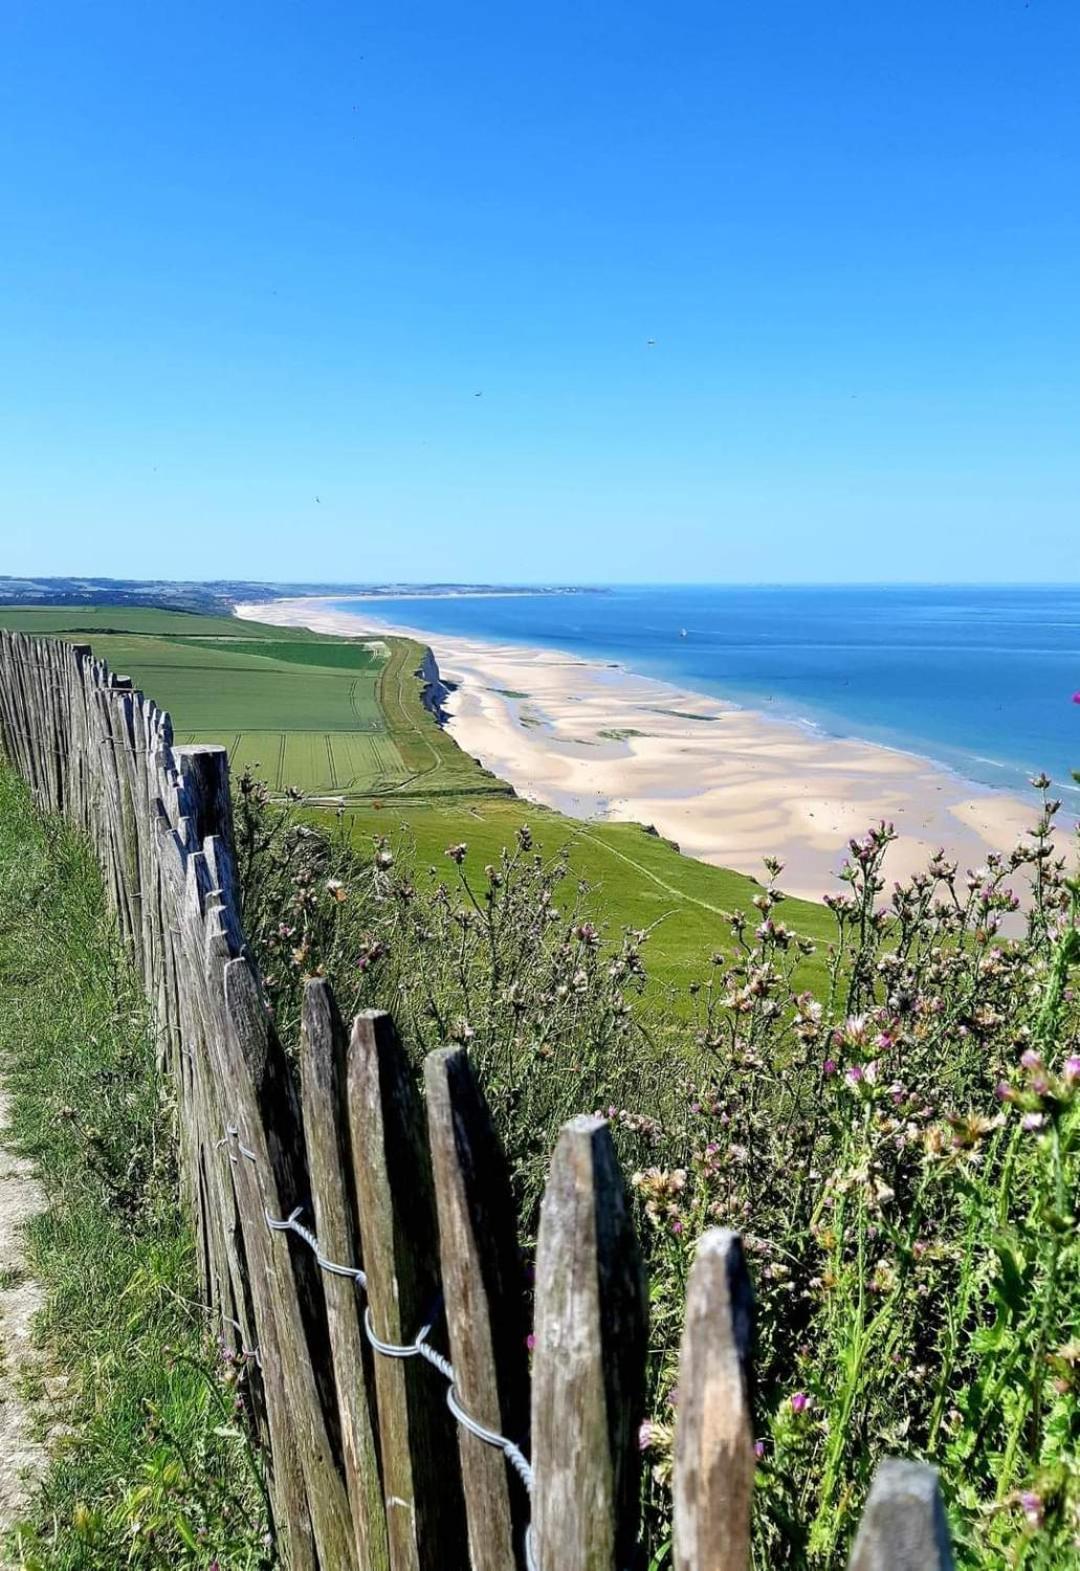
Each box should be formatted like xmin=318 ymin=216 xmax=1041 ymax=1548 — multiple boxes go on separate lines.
xmin=239 ymin=772 xmax=1080 ymax=1569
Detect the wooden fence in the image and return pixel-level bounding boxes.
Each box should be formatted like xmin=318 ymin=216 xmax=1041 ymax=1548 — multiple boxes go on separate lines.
xmin=0 ymin=628 xmax=957 ymax=1571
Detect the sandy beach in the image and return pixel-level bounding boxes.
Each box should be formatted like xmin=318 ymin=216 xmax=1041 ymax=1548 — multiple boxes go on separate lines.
xmin=237 ymin=597 xmax=1067 ymax=902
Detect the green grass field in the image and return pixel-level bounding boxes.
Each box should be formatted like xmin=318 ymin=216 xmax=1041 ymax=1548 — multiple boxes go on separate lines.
xmin=319 ymin=793 xmax=832 ymax=994
xmin=0 ymin=603 xmax=832 ymax=986
xmin=0 ymin=606 xmax=506 ymax=800
xmin=0 ymin=605 xmax=319 ymax=639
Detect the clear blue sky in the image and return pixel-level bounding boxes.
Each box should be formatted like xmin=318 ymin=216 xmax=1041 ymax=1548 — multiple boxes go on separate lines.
xmin=2 ymin=1 xmax=1078 ymax=584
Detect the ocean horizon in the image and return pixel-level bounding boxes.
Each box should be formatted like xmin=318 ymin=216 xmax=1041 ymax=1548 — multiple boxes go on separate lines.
xmin=326 ymin=585 xmax=1080 ymax=806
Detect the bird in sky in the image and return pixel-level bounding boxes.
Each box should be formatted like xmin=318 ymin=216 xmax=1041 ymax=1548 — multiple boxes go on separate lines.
xmin=646 ymin=338 xmax=656 ymax=346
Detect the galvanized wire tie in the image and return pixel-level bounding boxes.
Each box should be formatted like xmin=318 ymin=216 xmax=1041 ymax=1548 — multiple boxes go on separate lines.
xmin=263 ymin=1204 xmax=535 ymax=1484
xmin=221 ymin=1311 xmax=262 ymax=1370
xmin=250 ymin=1159 xmax=538 ymax=1570
xmin=217 ymin=1129 xmax=537 ymax=1562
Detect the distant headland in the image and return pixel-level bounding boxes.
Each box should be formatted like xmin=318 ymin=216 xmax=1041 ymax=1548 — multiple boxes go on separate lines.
xmin=0 ymin=576 xmax=605 ymax=617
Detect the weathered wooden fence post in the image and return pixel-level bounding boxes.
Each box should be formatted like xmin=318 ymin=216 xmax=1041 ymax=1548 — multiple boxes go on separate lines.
xmin=531 ymin=1114 xmax=647 ymax=1571
xmin=848 ymin=1459 xmax=954 ymax=1571
xmin=425 ymin=1045 xmax=530 ymax=1571
xmin=348 ymin=1010 xmax=468 ymax=1571
xmin=301 ymin=980 xmax=390 ymax=1571
xmin=673 ymin=1229 xmax=755 ymax=1571
xmin=220 ymin=955 xmax=356 ymax=1571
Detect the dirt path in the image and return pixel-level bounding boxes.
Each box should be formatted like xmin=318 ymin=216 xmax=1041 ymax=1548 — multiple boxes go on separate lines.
xmin=0 ymin=1088 xmax=46 ymax=1547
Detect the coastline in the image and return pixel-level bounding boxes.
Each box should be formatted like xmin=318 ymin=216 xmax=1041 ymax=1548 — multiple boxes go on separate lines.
xmin=236 ymin=596 xmax=1068 ymax=902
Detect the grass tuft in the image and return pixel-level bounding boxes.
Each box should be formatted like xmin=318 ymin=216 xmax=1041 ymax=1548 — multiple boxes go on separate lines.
xmin=0 ymin=766 xmax=269 ymax=1569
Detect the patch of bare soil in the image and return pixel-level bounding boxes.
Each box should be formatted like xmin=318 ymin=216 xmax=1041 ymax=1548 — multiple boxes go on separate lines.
xmin=0 ymin=1089 xmax=45 ymax=1553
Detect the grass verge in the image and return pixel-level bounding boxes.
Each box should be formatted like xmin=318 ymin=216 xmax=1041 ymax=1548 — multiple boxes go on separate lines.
xmin=0 ymin=765 xmax=269 ymax=1570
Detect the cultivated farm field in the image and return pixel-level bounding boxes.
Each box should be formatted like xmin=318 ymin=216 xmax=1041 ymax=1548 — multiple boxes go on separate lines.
xmin=0 ymin=606 xmax=497 ymax=799
xmin=0 ymin=602 xmax=834 ymax=990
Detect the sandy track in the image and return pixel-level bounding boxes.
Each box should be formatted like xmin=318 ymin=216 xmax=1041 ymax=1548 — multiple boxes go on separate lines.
xmin=0 ymin=1090 xmax=45 ymax=1549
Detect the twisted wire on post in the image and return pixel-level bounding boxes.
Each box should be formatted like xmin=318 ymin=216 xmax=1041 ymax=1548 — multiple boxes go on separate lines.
xmin=266 ymin=1206 xmax=368 ymax=1286
xmin=243 ymin=1127 xmax=539 ymax=1570
xmin=221 ymin=1312 xmax=262 ymax=1370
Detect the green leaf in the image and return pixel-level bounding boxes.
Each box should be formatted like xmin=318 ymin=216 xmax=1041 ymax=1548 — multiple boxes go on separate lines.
xmin=990 ymin=1235 xmax=1028 ymax=1315
xmin=174 ymin=1513 xmax=199 ymax=1552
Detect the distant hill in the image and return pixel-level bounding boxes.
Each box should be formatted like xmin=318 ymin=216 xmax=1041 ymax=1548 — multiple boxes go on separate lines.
xmin=0 ymin=577 xmax=605 ymax=616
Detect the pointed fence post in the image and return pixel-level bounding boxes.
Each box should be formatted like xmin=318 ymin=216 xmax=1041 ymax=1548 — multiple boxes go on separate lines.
xmin=848 ymin=1459 xmax=954 ymax=1571
xmin=347 ymin=1010 xmax=468 ymax=1571
xmin=301 ymin=980 xmax=391 ymax=1571
xmin=673 ymin=1230 xmax=755 ymax=1571
xmin=219 ymin=954 xmax=356 ymax=1571
xmin=531 ymin=1114 xmax=647 ymax=1571
xmin=425 ymin=1045 xmax=530 ymax=1571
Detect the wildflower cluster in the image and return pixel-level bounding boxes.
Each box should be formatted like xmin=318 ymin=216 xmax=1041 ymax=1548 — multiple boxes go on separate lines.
xmin=240 ymin=772 xmax=1080 ymax=1569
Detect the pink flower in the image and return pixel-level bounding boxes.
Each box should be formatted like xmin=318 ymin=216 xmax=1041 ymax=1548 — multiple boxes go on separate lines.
xmin=790 ymin=1391 xmax=809 ymax=1414
xmin=822 ymin=1059 xmax=837 ymax=1076
xmin=1019 ymin=1489 xmax=1044 ymax=1527
xmin=754 ymin=1439 xmax=766 ymax=1460
xmin=1063 ymin=1056 xmax=1080 ymax=1084
xmin=638 ymin=1420 xmax=653 ymax=1451
xmin=525 ymin=1333 xmax=536 ymax=1352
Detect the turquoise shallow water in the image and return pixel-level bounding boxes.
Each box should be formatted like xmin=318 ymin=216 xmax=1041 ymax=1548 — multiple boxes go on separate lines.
xmin=328 ymin=586 xmax=1080 ymax=804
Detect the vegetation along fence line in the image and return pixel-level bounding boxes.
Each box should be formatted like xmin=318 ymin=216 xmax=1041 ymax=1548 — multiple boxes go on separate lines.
xmin=0 ymin=627 xmax=956 ymax=1571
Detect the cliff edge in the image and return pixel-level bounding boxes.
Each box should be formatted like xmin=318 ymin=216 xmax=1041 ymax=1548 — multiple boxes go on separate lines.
xmin=416 ymin=646 xmax=455 ymax=723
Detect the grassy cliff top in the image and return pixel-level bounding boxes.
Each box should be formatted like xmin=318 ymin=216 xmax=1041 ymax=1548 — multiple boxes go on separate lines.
xmin=0 ymin=602 xmax=831 ymax=990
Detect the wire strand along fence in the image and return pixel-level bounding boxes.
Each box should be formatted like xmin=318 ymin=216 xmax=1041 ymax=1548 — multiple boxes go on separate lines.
xmin=0 ymin=627 xmax=957 ymax=1571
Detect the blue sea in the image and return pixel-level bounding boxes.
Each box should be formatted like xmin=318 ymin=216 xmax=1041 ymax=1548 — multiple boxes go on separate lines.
xmin=329 ymin=587 xmax=1080 ymax=805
